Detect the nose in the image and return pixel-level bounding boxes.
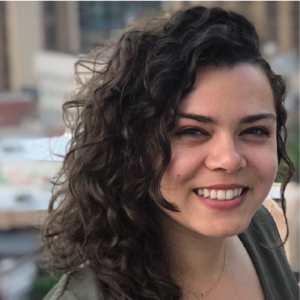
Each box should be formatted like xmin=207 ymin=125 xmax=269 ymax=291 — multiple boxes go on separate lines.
xmin=204 ymin=135 xmax=246 ymax=173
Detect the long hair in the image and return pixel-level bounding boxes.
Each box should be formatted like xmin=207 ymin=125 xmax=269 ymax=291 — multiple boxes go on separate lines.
xmin=39 ymin=6 xmax=294 ymax=300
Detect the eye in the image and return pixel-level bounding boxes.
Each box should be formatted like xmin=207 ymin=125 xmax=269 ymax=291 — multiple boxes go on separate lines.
xmin=174 ymin=127 xmax=209 ymax=137
xmin=241 ymin=126 xmax=270 ymax=138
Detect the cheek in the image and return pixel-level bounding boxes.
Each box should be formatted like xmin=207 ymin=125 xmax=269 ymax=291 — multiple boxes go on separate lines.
xmin=160 ymin=162 xmax=182 ymax=191
xmin=162 ymin=147 xmax=203 ymax=185
xmin=252 ymin=150 xmax=278 ymax=182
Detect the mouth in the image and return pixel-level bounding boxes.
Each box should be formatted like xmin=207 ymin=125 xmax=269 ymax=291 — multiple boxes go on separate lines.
xmin=193 ymin=187 xmax=249 ymax=201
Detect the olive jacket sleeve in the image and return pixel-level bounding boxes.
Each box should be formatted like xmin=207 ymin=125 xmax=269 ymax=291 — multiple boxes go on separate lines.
xmin=239 ymin=205 xmax=299 ymax=300
xmin=44 ymin=266 xmax=102 ymax=300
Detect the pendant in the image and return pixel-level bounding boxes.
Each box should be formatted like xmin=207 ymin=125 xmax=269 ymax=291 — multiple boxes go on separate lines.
xmin=196 ymin=293 xmax=205 ymax=300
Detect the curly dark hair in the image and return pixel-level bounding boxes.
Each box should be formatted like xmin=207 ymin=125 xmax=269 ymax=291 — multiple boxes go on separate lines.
xmin=40 ymin=6 xmax=294 ymax=300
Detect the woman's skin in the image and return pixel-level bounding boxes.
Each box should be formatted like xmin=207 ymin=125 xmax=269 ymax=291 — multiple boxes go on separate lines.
xmin=158 ymin=63 xmax=277 ymax=299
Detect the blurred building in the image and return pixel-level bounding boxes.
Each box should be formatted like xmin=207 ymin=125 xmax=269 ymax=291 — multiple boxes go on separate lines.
xmin=0 ymin=1 xmax=163 ymax=93
xmin=0 ymin=2 xmax=9 ymax=91
xmin=0 ymin=2 xmax=43 ymax=93
xmin=0 ymin=3 xmax=298 ymax=96
xmin=0 ymin=1 xmax=164 ymax=136
xmin=0 ymin=1 xmax=298 ymax=93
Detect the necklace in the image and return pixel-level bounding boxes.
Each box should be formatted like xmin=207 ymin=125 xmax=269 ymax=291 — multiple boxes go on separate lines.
xmin=182 ymin=239 xmax=227 ymax=300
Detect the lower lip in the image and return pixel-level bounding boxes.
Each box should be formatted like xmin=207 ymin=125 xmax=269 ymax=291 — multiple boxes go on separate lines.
xmin=196 ymin=190 xmax=248 ymax=210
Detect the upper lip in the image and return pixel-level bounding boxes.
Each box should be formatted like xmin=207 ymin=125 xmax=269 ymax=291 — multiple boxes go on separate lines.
xmin=197 ymin=184 xmax=247 ymax=190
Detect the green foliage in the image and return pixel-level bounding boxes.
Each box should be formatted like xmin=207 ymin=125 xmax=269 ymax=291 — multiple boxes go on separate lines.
xmin=275 ymin=142 xmax=299 ymax=183
xmin=275 ymin=160 xmax=288 ymax=183
xmin=286 ymin=113 xmax=299 ymax=181
xmin=30 ymin=269 xmax=61 ymax=300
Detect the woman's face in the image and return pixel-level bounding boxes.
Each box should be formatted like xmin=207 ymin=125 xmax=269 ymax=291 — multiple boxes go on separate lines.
xmin=159 ymin=63 xmax=278 ymax=238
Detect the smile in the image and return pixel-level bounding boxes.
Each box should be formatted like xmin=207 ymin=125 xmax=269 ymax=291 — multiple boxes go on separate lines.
xmin=194 ymin=188 xmax=248 ymax=201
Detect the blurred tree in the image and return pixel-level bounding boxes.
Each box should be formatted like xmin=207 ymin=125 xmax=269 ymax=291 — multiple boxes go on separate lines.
xmin=286 ymin=119 xmax=299 ymax=182
xmin=30 ymin=268 xmax=60 ymax=300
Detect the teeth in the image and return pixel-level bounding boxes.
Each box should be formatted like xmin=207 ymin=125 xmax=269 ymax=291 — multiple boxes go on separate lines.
xmin=196 ymin=188 xmax=245 ymax=200
xmin=210 ymin=190 xmax=217 ymax=199
xmin=198 ymin=189 xmax=203 ymax=196
xmin=204 ymin=189 xmax=210 ymax=198
xmin=225 ymin=190 xmax=234 ymax=200
xmin=217 ymin=190 xmax=226 ymax=200
xmin=233 ymin=188 xmax=239 ymax=197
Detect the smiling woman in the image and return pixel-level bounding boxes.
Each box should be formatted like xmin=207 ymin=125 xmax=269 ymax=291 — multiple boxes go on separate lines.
xmin=40 ymin=6 xmax=298 ymax=300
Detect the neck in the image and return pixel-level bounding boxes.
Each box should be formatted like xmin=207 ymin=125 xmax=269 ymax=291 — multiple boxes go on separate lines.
xmin=158 ymin=210 xmax=227 ymax=292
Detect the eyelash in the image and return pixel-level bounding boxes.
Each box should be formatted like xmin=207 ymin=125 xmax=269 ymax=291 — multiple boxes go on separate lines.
xmin=174 ymin=126 xmax=270 ymax=138
xmin=242 ymin=127 xmax=270 ymax=137
xmin=175 ymin=127 xmax=208 ymax=137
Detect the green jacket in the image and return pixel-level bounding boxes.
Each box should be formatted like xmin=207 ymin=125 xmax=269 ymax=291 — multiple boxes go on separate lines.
xmin=44 ymin=206 xmax=299 ymax=300
xmin=44 ymin=266 xmax=102 ymax=300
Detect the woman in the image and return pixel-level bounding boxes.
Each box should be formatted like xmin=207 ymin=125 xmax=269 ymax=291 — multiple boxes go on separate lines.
xmin=41 ymin=6 xmax=298 ymax=300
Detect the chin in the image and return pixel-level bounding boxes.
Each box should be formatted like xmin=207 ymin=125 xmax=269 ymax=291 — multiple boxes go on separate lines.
xmin=191 ymin=218 xmax=253 ymax=238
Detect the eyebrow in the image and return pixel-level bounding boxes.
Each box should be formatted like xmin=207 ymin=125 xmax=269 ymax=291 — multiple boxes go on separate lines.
xmin=178 ymin=113 xmax=277 ymax=124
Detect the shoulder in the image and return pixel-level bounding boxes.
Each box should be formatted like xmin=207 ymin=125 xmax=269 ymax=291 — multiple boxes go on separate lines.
xmin=248 ymin=203 xmax=283 ymax=244
xmin=240 ymin=205 xmax=299 ymax=299
xmin=44 ymin=267 xmax=102 ymax=300
xmin=262 ymin=197 xmax=286 ymax=241
xmin=239 ymin=204 xmax=286 ymax=269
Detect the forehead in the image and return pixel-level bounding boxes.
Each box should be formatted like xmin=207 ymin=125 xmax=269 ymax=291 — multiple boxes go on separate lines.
xmin=179 ymin=63 xmax=275 ymax=116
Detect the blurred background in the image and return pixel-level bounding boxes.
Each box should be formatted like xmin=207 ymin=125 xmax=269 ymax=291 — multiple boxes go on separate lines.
xmin=0 ymin=1 xmax=298 ymax=299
